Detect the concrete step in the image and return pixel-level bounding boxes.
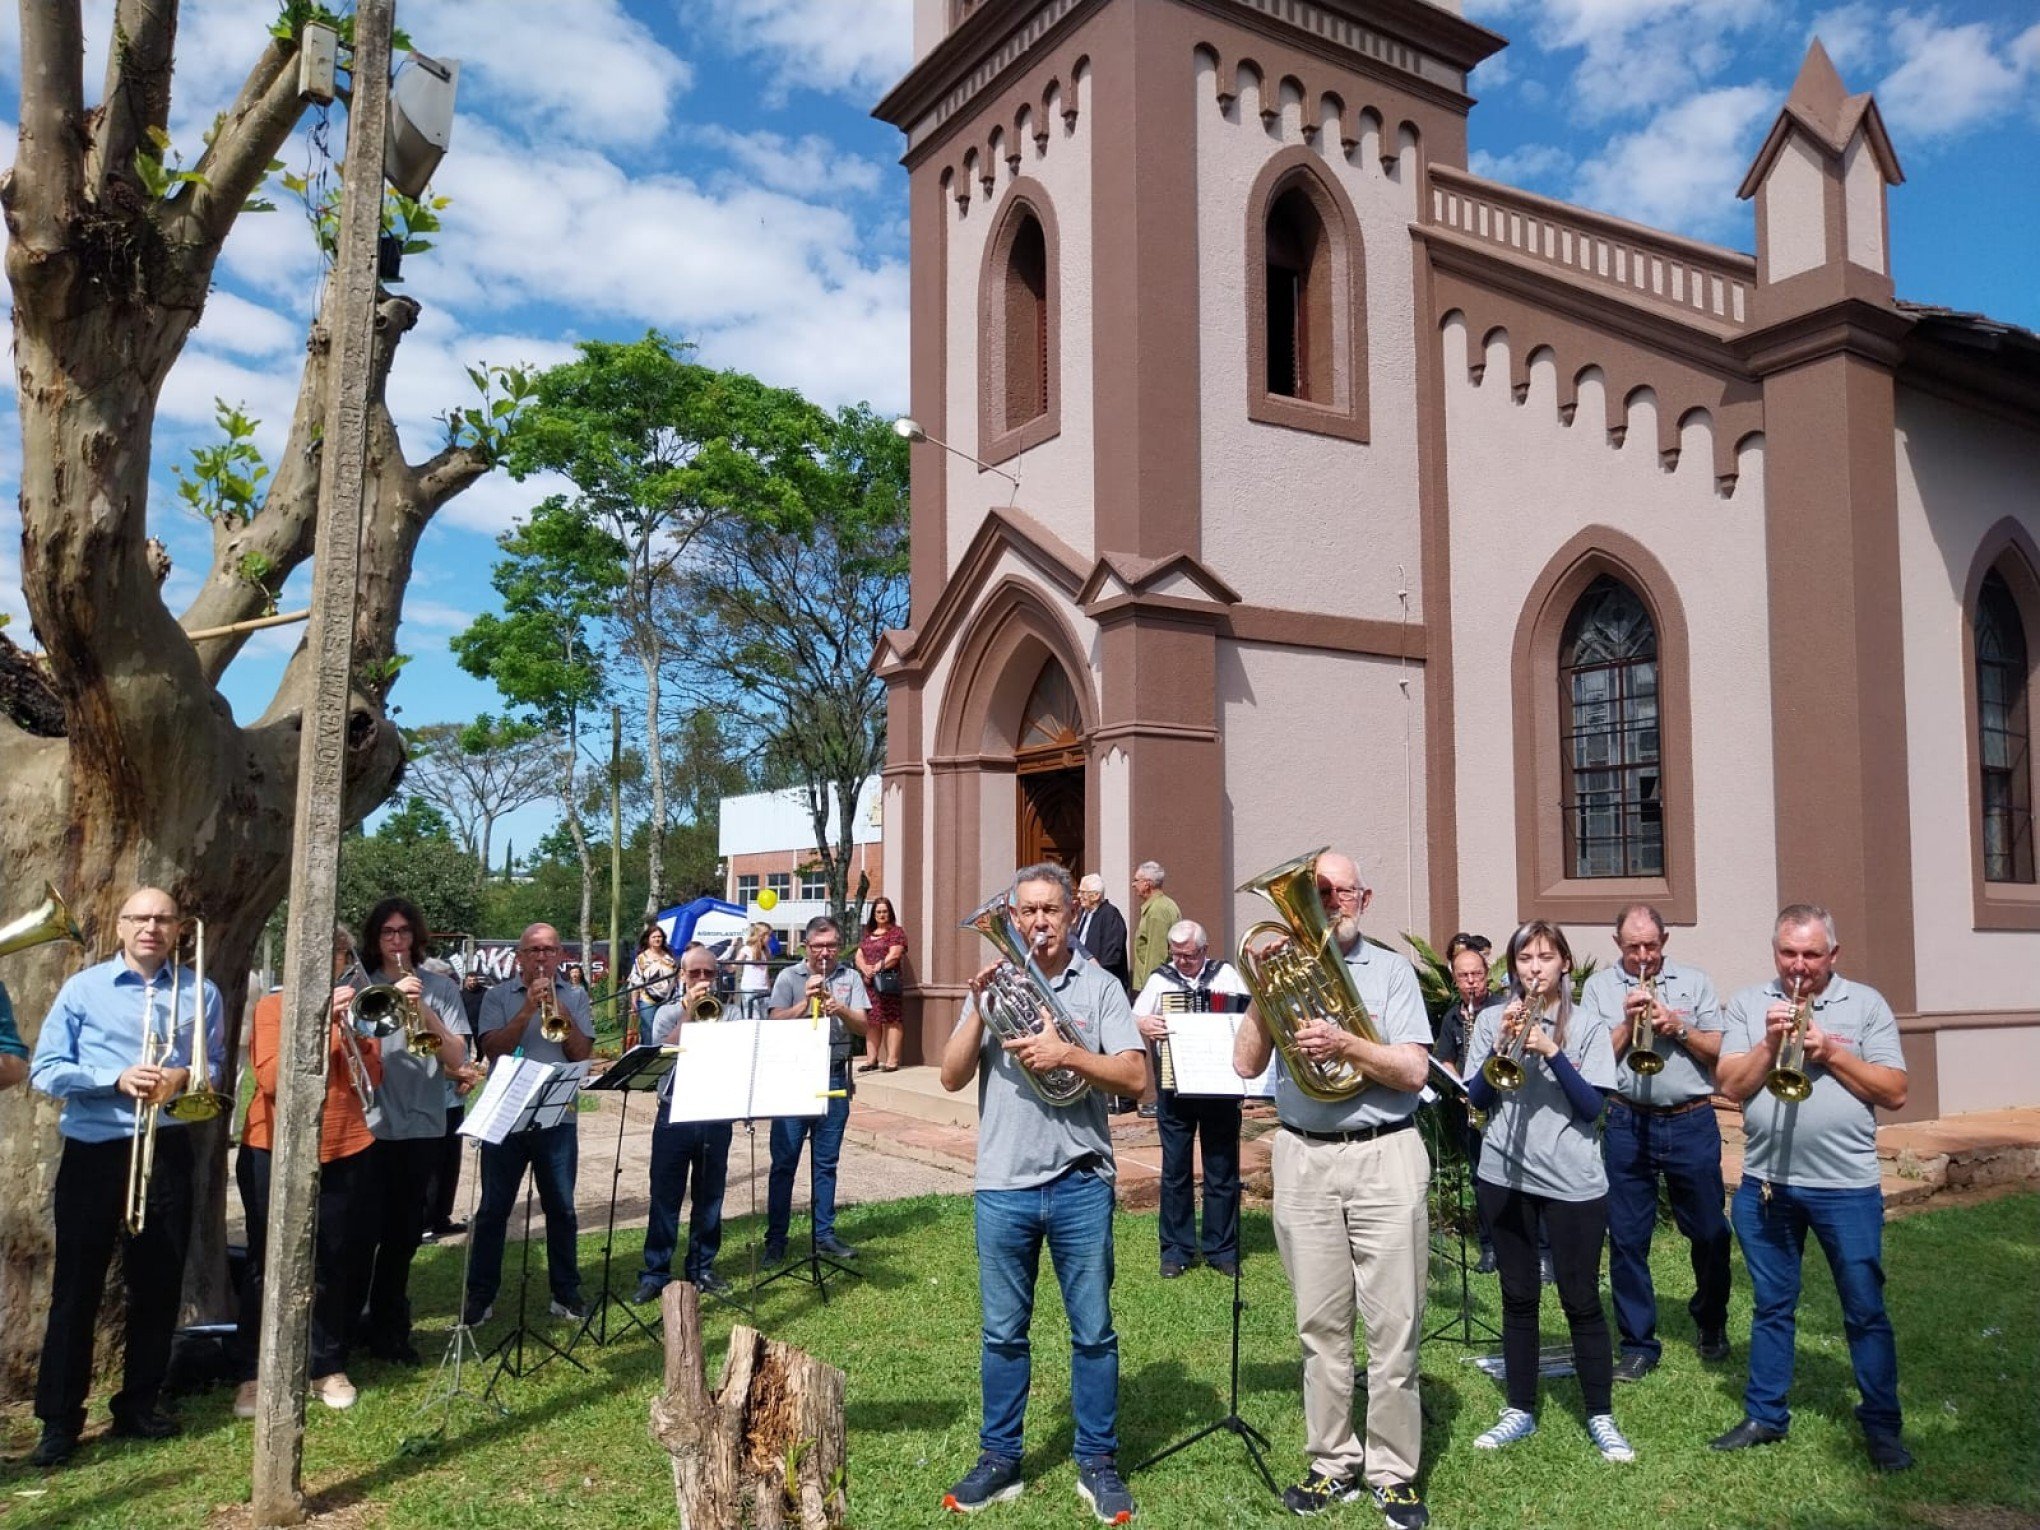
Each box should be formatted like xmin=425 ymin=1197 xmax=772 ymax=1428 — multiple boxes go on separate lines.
xmin=853 ymin=1063 xmax=977 ymax=1128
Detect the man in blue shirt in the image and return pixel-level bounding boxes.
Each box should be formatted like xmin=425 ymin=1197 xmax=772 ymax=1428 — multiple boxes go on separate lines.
xmin=28 ymin=886 xmax=224 ymax=1467
xmin=0 ymin=980 xmax=29 ymax=1090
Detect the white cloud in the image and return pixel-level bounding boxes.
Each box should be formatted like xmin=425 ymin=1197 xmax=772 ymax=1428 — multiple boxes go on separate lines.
xmin=433 ymin=466 xmax=572 ymax=539
xmin=679 ymin=0 xmax=913 ymax=104
xmin=1476 ymin=0 xmax=1770 ymax=120
xmin=399 ymin=597 xmax=475 ymax=633
xmin=1808 ymin=3 xmax=1884 ymax=76
xmin=692 ymin=125 xmax=885 ymax=199
xmin=1469 ymin=143 xmax=1575 ymax=188
xmin=1571 ymin=82 xmax=1775 ymax=237
xmin=191 ymin=289 xmax=303 ymax=360
xmin=1876 ymin=12 xmax=2040 ymax=141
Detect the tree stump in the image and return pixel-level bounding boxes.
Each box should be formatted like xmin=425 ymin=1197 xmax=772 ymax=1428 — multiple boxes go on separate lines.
xmin=649 ymin=1282 xmax=848 ymax=1529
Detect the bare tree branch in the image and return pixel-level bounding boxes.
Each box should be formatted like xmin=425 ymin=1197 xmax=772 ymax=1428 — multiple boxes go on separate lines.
xmin=5 ymin=1 xmax=88 ymax=262
xmin=174 ymin=37 xmax=302 ymax=257
xmin=87 ymin=0 xmax=181 ymax=199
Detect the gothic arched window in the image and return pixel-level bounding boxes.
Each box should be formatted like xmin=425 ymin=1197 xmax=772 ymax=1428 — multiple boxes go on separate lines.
xmin=1977 ymin=567 xmax=2035 ymax=883
xmin=1560 ymin=575 xmax=1663 ymax=878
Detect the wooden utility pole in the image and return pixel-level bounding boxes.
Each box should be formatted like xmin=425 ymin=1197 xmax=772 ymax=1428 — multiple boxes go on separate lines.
xmin=252 ymin=5 xmax=394 ymax=1523
xmin=610 ymin=704 xmax=623 ymax=1023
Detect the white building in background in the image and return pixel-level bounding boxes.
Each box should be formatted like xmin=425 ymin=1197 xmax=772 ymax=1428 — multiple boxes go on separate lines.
xmin=719 ymin=778 xmax=886 ymax=937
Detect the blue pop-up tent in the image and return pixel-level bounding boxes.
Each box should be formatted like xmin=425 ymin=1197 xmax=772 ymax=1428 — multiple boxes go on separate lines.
xmin=654 ymin=895 xmax=749 ymax=954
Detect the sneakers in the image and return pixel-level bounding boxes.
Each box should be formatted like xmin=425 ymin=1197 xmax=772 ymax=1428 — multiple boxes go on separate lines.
xmin=633 ymin=1276 xmax=667 ymax=1305
xmin=943 ymin=1452 xmax=1023 ymax=1513
xmin=1587 ymin=1413 xmax=1636 ymax=1462
xmin=461 ymin=1301 xmax=493 ymax=1328
xmin=1280 ymin=1468 xmax=1363 ymax=1515
xmin=1075 ymin=1457 xmax=1136 ymax=1525
xmin=548 ymin=1298 xmax=586 ymax=1322
xmin=1160 ymin=1260 xmax=1189 ymax=1279
xmin=760 ymin=1245 xmax=788 ymax=1270
xmin=233 ymin=1380 xmax=259 ymax=1420
xmin=694 ymin=1270 xmax=735 ymax=1299
xmin=1473 ymin=1407 xmax=1538 ymax=1450
xmin=815 ymin=1234 xmax=860 ymax=1260
xmin=1612 ymin=1351 xmax=1657 ymax=1383
xmin=1373 ymin=1483 xmax=1430 ymax=1529
xmin=312 ymin=1372 xmax=358 ymax=1410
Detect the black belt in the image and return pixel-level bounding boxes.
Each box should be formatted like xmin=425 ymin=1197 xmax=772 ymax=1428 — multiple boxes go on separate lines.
xmin=1615 ymin=1096 xmax=1713 ymax=1117
xmin=1282 ymin=1116 xmax=1417 ymax=1146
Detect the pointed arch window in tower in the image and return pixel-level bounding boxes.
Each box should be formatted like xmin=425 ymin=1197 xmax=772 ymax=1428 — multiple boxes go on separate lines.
xmin=1977 ymin=567 xmax=2034 ymax=883
xmin=1560 ymin=575 xmax=1663 ymax=878
xmin=1265 ymin=186 xmax=1332 ymax=402
xmin=1003 ymin=213 xmax=1049 ymax=430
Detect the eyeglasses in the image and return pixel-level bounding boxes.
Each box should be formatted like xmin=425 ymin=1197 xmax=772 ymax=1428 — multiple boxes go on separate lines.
xmin=381 ymin=924 xmax=413 ymax=937
xmin=522 ymin=943 xmax=562 ymax=955
xmin=807 ymin=942 xmax=841 ymax=954
xmin=119 ymin=914 xmax=178 ymax=927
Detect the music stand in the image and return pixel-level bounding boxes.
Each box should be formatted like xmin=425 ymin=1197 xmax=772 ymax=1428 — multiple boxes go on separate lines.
xmin=1132 ymin=1010 xmax=1279 ymax=1498
xmin=575 ymin=1044 xmax=673 ymax=1347
xmin=751 ymin=1116 xmax=860 ymax=1303
xmin=404 ymin=1138 xmax=506 ymax=1448
xmin=459 ymin=1058 xmax=592 ymax=1397
xmin=1421 ymin=1060 xmax=1500 ymax=1346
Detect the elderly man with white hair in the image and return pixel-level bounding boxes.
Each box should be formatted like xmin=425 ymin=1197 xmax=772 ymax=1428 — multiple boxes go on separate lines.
xmin=1071 ymin=872 xmax=1130 ymax=995
xmin=1132 ymin=919 xmax=1250 ymax=1277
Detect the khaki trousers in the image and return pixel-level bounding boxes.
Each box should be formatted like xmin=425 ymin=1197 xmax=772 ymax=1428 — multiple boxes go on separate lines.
xmin=1270 ymin=1124 xmax=1430 ymax=1485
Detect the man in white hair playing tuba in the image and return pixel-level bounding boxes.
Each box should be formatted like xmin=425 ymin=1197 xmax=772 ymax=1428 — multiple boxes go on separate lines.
xmin=939 ymin=861 xmax=1144 ymax=1524
xmin=1234 ymin=851 xmax=1434 ymax=1528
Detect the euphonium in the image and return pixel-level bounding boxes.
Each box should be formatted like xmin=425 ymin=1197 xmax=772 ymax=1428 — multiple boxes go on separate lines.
xmin=1766 ymin=976 xmax=1815 ymax=1103
xmin=960 ymin=889 xmax=1092 ymax=1108
xmin=1235 ymin=848 xmax=1378 ymax=1104
xmin=1482 ymin=981 xmax=1546 ymax=1094
xmin=164 ymin=918 xmax=229 ymax=1123
xmin=1626 ymin=969 xmax=1666 ymax=1076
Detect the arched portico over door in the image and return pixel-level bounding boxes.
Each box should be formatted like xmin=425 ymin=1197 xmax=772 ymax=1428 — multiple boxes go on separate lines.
xmin=923 ymin=578 xmax=1099 ymax=1062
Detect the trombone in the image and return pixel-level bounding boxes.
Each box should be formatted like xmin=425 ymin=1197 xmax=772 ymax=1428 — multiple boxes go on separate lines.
xmin=124 ymin=977 xmax=172 ymax=1235
xmin=163 ymin=918 xmax=228 ymax=1124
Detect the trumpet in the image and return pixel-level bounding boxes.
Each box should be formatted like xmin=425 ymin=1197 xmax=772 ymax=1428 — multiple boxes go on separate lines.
xmin=539 ymin=978 xmax=570 ymax=1044
xmin=124 ymin=977 xmax=172 ymax=1235
xmin=1766 ymin=976 xmax=1815 ymax=1103
xmin=1482 ymin=981 xmax=1546 ymax=1094
xmin=163 ymin=918 xmax=228 ymax=1124
xmin=1626 ymin=969 xmax=1666 ymax=1076
xmin=688 ymin=990 xmax=724 ymax=1023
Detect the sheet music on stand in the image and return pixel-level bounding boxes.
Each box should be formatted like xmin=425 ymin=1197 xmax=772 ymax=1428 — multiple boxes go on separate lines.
xmin=1165 ymin=1013 xmax=1275 ymax=1099
xmin=587 ymin=1042 xmax=679 ymax=1094
xmin=667 ymin=1017 xmax=830 ymax=1125
xmin=1424 ymin=1055 xmax=1473 ymax=1108
xmin=460 ymin=1056 xmax=590 ymax=1142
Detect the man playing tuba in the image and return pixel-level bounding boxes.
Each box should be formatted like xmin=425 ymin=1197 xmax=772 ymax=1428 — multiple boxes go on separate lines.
xmin=1233 ymin=852 xmax=1434 ymax=1528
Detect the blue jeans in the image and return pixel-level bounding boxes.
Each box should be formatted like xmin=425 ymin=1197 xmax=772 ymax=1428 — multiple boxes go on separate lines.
xmin=468 ymin=1121 xmax=582 ymax=1311
xmin=767 ymin=1065 xmax=850 ymax=1250
xmin=643 ymin=1118 xmax=733 ymax=1285
xmin=633 ymin=1000 xmax=661 ymax=1040
xmin=1731 ymin=1176 xmax=1900 ymax=1436
xmin=1156 ymin=1092 xmax=1240 ymax=1266
xmin=975 ymin=1165 xmax=1120 ymax=1462
xmin=1602 ymin=1100 xmax=1731 ymax=1360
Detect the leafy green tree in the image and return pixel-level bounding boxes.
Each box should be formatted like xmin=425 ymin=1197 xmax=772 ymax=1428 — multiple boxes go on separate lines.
xmin=337 ymin=827 xmax=482 ymax=949
xmin=660 ymin=403 xmax=908 ymax=922
xmin=452 ymin=499 xmax=618 ymax=957
xmin=504 ymin=333 xmax=829 ymax=918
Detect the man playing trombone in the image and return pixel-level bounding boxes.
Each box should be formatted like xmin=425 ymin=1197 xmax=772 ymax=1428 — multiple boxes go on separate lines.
xmin=27 ymin=887 xmax=224 ymax=1467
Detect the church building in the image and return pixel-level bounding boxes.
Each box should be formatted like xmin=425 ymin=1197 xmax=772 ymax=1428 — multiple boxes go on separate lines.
xmin=872 ymin=0 xmax=2040 ymax=1121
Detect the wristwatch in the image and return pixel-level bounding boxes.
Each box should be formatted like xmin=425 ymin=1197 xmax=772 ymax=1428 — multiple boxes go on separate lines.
xmin=1670 ymin=1022 xmax=1689 ymax=1044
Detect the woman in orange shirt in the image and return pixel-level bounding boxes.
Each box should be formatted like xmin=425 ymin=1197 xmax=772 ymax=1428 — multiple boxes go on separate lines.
xmin=231 ymin=927 xmax=383 ymax=1417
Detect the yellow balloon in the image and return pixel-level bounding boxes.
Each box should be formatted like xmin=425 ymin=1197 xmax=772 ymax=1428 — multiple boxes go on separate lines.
xmin=757 ymin=889 xmax=778 ymax=911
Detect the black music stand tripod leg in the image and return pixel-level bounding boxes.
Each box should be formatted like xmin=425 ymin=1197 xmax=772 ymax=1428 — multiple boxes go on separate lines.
xmin=752 ymin=1120 xmax=859 ymax=1302
xmin=576 ymin=1091 xmax=656 ymax=1349
xmin=482 ymin=1168 xmax=588 ymax=1400
xmin=1133 ymin=1251 xmax=1278 ymax=1497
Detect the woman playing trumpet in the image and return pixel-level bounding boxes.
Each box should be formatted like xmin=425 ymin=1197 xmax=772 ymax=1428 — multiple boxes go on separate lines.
xmin=27 ymin=887 xmax=224 ymax=1467
xmin=231 ymin=926 xmax=383 ymax=1417
xmin=1462 ymin=920 xmax=1633 ymax=1464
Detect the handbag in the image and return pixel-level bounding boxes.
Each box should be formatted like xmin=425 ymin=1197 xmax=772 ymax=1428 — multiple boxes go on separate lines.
xmin=872 ymin=968 xmax=904 ymax=996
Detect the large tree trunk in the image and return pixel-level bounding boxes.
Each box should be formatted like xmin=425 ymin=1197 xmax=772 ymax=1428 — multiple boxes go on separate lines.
xmin=649 ymin=1283 xmax=847 ymax=1530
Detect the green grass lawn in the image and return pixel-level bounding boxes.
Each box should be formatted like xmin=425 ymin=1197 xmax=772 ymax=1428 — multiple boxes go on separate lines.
xmin=1 ymin=1192 xmax=2034 ymax=1528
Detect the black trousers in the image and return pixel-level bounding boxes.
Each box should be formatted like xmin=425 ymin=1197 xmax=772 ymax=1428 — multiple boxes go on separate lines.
xmin=424 ymin=1105 xmax=464 ymax=1231
xmin=1476 ymin=1180 xmax=1615 ymax=1415
xmin=361 ymin=1135 xmax=441 ymax=1349
xmin=232 ymin=1144 xmax=374 ymax=1381
xmin=36 ymin=1130 xmax=194 ymax=1430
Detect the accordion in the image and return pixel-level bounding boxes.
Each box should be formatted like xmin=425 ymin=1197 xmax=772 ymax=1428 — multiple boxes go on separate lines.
xmin=1154 ymin=988 xmax=1208 ymax=1093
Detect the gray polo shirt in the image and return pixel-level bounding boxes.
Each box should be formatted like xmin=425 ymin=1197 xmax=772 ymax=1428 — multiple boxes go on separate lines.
xmin=1578 ymin=958 xmax=1723 ymax=1107
xmin=1271 ymin=937 xmax=1433 ymax=1133
xmin=1723 ymin=975 xmax=1904 ymax=1191
xmin=1467 ymin=997 xmax=1618 ymax=1202
xmin=961 ymin=947 xmax=1141 ymax=1192
xmin=363 ymin=967 xmax=466 ymax=1142
xmin=768 ymin=962 xmax=869 ymax=1065
xmin=477 ymin=974 xmax=595 ymax=1067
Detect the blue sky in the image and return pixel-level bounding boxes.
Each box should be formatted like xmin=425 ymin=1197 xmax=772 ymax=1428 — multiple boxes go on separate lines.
xmin=2 ymin=0 xmax=2035 ymax=856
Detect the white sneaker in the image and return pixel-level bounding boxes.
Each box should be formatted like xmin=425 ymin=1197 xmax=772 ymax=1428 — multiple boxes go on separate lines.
xmin=1587 ymin=1413 xmax=1635 ymax=1462
xmin=312 ymin=1372 xmax=358 ymax=1410
xmin=233 ymin=1380 xmax=258 ymax=1420
xmin=1474 ymin=1407 xmax=1538 ymax=1450
xmin=548 ymin=1298 xmax=585 ymax=1322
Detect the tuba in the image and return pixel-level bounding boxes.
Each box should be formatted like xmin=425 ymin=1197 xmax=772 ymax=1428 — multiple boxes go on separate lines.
xmin=1235 ymin=849 xmax=1379 ymax=1104
xmin=1766 ymin=976 xmax=1815 ymax=1103
xmin=960 ymin=889 xmax=1093 ymax=1108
